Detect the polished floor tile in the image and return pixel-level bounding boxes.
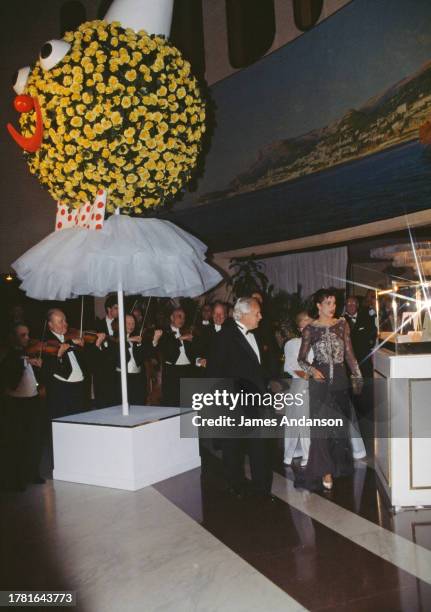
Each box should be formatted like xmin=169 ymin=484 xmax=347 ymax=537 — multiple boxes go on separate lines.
xmin=1 ymin=481 xmax=305 ymax=612
xmin=155 ymin=464 xmax=431 ymax=611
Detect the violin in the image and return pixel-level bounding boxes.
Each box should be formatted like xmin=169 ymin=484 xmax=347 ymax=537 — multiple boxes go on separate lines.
xmin=26 ymin=329 xmax=100 ymax=357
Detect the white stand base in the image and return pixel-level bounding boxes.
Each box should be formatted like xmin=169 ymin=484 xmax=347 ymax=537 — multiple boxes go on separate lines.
xmin=52 ymin=406 xmax=200 ymax=491
xmin=373 ymin=350 xmax=431 ymax=510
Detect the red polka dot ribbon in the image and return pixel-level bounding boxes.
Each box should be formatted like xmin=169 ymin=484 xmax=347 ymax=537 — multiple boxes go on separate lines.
xmin=55 ymin=190 xmax=107 ymax=232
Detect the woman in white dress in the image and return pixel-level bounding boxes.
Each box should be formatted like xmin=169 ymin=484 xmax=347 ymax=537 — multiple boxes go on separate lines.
xmin=283 ymin=311 xmax=313 ymax=467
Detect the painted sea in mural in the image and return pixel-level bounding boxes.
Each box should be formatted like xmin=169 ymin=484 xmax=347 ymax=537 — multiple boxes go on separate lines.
xmin=177 ymin=0 xmax=431 ymax=215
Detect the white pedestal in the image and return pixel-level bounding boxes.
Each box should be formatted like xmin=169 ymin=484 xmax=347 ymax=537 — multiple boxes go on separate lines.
xmin=52 ymin=406 xmax=200 ymax=491
xmin=373 ymin=349 xmax=431 ymax=510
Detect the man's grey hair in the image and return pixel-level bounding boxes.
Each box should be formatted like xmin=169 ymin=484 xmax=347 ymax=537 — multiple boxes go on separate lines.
xmin=47 ymin=308 xmax=64 ymax=322
xmin=233 ymin=297 xmax=258 ymax=321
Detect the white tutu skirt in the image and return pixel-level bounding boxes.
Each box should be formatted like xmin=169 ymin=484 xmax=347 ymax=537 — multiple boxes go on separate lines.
xmin=13 ymin=216 xmax=222 ymax=300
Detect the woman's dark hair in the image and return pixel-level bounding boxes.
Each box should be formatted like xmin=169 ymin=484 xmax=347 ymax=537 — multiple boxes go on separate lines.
xmin=311 ymin=287 xmax=338 ymax=318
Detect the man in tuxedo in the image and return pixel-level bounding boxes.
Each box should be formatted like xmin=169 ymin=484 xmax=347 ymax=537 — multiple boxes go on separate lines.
xmin=195 ymin=301 xmax=228 ymax=369
xmin=207 ymin=297 xmax=273 ymax=499
xmin=344 ymin=296 xmax=377 ymax=452
xmin=153 ymin=307 xmax=195 ymax=407
xmin=93 ymin=295 xmax=119 ymax=407
xmin=251 ymin=290 xmax=281 ymax=380
xmin=344 ymin=296 xmax=377 ymax=378
xmin=1 ymin=323 xmax=45 ymax=490
xmin=42 ymin=309 xmax=104 ymax=418
xmin=95 ymin=294 xmax=119 ymax=336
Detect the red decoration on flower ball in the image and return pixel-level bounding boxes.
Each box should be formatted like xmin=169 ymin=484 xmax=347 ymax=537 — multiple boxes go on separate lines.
xmin=13 ymin=95 xmax=34 ymax=114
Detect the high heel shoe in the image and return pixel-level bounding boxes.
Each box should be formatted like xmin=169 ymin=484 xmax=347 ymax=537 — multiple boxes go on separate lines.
xmin=322 ymin=476 xmax=333 ymax=490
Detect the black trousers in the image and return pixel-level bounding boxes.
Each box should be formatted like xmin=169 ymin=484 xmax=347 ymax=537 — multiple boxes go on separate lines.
xmin=161 ymin=364 xmax=194 ymax=407
xmin=93 ymin=370 xmax=117 ymax=408
xmin=115 ymin=372 xmax=147 ymax=406
xmin=1 ymin=395 xmax=45 ymax=488
xmin=221 ymin=437 xmax=273 ymax=495
xmin=46 ymin=378 xmax=87 ymax=419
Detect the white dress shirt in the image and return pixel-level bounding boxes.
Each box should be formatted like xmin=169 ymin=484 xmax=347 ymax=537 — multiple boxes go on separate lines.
xmin=236 ymin=321 xmax=260 ymax=363
xmin=105 ymin=317 xmax=115 ymax=336
xmin=125 ymin=336 xmax=141 ymax=374
xmin=8 ymin=356 xmax=38 ymax=398
xmin=52 ymin=332 xmax=84 ymax=382
xmin=284 ymin=337 xmax=314 ymax=378
xmin=171 ymin=326 xmax=191 ymax=365
xmin=214 ymin=323 xmax=222 ymax=332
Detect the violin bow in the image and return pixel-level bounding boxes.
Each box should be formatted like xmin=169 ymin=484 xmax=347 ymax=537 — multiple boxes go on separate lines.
xmin=139 ymin=296 xmax=152 ymax=338
xmin=129 ymin=299 xmax=138 ymax=315
xmin=39 ymin=319 xmax=47 ymax=360
xmin=80 ymin=295 xmax=84 ymax=339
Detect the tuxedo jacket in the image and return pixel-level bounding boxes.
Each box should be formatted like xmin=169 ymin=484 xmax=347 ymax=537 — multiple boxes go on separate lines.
xmin=1 ymin=347 xmax=39 ymax=393
xmin=207 ymin=322 xmax=267 ymax=395
xmin=107 ymin=338 xmax=155 ymax=371
xmin=193 ymin=322 xmax=226 ymax=360
xmin=41 ymin=330 xmax=89 ymax=383
xmin=158 ymin=328 xmax=195 ymax=365
xmin=95 ymin=317 xmax=113 ymax=336
xmin=345 ymin=309 xmax=377 ymax=364
xmin=253 ymin=320 xmax=282 ymax=380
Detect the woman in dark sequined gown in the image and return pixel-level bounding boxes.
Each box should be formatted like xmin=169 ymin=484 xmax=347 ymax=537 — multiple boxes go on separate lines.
xmin=296 ymin=288 xmax=363 ymax=492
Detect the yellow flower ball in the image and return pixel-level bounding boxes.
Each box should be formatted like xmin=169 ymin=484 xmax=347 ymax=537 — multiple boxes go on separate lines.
xmin=20 ymin=19 xmax=206 ymax=212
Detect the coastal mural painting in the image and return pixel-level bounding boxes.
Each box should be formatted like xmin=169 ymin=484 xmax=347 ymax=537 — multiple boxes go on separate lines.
xmin=178 ymin=0 xmax=431 ymax=211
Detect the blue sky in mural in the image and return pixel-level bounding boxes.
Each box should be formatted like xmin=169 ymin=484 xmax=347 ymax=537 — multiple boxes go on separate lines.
xmin=180 ymin=0 xmax=431 ymax=205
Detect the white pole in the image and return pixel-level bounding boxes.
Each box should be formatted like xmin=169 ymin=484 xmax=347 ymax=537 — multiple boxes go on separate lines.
xmin=117 ymin=285 xmax=129 ymax=416
xmin=115 ymin=208 xmax=129 ymax=416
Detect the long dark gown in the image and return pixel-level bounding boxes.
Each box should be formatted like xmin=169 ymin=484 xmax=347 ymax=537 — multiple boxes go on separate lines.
xmin=296 ymin=318 xmax=363 ymax=491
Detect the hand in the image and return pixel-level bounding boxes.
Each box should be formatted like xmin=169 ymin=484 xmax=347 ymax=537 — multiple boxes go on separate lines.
xmin=351 ymin=377 xmax=363 ymax=395
xmin=153 ymin=329 xmax=163 ymax=344
xmin=311 ymin=367 xmax=325 ymax=380
xmin=57 ymin=343 xmax=70 ymax=358
xmin=95 ymin=333 xmax=106 ymax=348
xmin=71 ymin=337 xmax=84 ymax=348
xmin=269 ymin=380 xmax=283 ymax=393
xmin=28 ymin=357 xmax=42 ymax=368
xmin=129 ymin=335 xmax=142 ymax=344
xmin=180 ymin=333 xmax=193 ymax=342
xmin=197 ymin=358 xmax=207 ymax=368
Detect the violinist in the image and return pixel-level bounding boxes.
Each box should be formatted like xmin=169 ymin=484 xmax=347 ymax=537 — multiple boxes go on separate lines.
xmin=1 ymin=323 xmax=45 ymax=491
xmin=42 ymin=308 xmax=105 ymax=418
xmin=95 ymin=294 xmax=119 ymax=336
xmin=93 ymin=295 xmax=119 ymax=408
xmin=109 ymin=314 xmax=154 ymax=406
xmin=153 ymin=307 xmax=196 ymax=407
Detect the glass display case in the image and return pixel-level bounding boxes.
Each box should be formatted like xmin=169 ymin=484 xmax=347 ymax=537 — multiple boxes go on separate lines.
xmin=376 ymin=281 xmax=431 ymax=354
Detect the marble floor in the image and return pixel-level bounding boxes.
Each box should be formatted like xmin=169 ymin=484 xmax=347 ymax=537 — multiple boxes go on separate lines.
xmin=1 ymin=449 xmax=431 ymax=611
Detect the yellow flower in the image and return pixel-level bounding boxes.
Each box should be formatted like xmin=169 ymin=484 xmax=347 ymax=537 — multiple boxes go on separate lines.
xmin=121 ymin=96 xmax=132 ymax=109
xmin=85 ymin=110 xmax=96 ymax=122
xmin=82 ymin=92 xmax=93 ymax=104
xmin=110 ymin=111 xmax=123 ymax=126
xmin=125 ymin=69 xmax=137 ymax=81
xmin=71 ymin=116 xmax=83 ymax=128
xmin=124 ymin=127 xmax=135 ymax=139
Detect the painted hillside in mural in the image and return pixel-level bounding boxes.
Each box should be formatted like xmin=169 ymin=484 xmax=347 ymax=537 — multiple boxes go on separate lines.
xmin=177 ymin=0 xmax=431 ymax=210
xmin=205 ymin=63 xmax=431 ymax=203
